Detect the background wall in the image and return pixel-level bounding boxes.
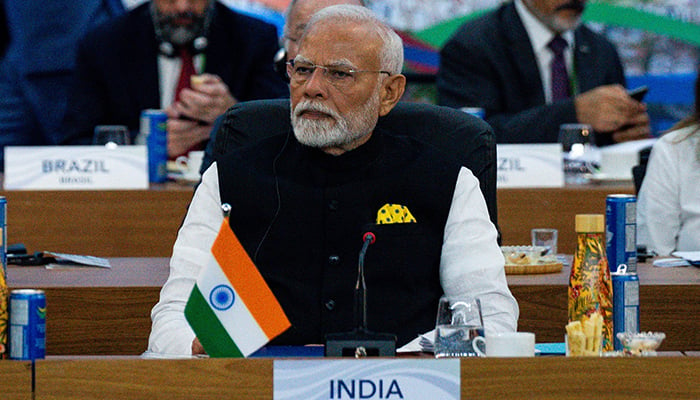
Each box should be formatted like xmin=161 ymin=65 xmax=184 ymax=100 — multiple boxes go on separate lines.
xmin=227 ymin=0 xmax=699 ymax=132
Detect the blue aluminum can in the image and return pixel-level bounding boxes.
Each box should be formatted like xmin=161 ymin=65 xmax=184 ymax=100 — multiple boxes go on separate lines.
xmin=9 ymin=289 xmax=46 ymax=360
xmin=611 ymin=265 xmax=639 ymax=351
xmin=605 ymin=194 xmax=637 ymax=273
xmin=0 ymin=196 xmax=6 ymax=278
xmin=140 ymin=109 xmax=168 ymax=183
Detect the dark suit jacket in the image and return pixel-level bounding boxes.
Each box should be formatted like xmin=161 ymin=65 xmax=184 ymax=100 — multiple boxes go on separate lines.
xmin=0 ymin=0 xmax=123 ymax=168
xmin=61 ymin=1 xmax=288 ymax=144
xmin=436 ymin=2 xmax=626 ymax=144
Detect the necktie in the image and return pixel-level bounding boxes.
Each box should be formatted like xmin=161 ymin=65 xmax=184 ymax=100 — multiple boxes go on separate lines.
xmin=548 ymin=35 xmax=570 ymax=102
xmin=174 ymin=47 xmax=196 ymax=102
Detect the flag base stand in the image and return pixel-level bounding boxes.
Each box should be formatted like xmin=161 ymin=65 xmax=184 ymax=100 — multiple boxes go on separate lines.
xmin=324 ymin=328 xmax=396 ymax=357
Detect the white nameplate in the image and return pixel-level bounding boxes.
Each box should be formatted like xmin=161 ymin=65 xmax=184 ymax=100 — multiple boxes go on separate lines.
xmin=273 ymin=359 xmax=460 ymax=400
xmin=497 ymin=144 xmax=564 ymax=188
xmin=4 ymin=146 xmax=148 ymax=190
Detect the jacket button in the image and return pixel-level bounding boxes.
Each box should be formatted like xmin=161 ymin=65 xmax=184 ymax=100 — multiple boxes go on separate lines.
xmin=328 ymin=255 xmax=340 ymax=265
xmin=324 ymin=299 xmax=336 ymax=311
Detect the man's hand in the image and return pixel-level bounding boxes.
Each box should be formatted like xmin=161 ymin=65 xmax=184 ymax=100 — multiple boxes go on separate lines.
xmin=574 ymin=84 xmax=651 ymax=142
xmin=165 ymin=107 xmax=212 ymax=158
xmin=192 ymin=337 xmax=206 ymax=355
xmin=173 ymin=73 xmax=237 ymax=124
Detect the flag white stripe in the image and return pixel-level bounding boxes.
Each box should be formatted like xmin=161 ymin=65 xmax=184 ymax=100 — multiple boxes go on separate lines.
xmin=197 ymin=254 xmax=269 ymax=356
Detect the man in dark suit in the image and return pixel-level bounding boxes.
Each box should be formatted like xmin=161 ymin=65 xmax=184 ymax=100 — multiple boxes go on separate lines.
xmin=437 ymin=0 xmax=650 ymax=145
xmin=0 ymin=0 xmax=124 ymax=170
xmin=61 ymin=0 xmax=288 ymax=157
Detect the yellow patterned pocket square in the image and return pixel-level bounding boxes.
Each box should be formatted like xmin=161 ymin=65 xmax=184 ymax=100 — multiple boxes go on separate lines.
xmin=376 ymin=203 xmax=417 ymax=224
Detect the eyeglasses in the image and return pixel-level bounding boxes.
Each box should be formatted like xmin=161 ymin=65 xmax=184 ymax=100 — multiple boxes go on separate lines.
xmin=286 ymin=59 xmax=391 ymax=89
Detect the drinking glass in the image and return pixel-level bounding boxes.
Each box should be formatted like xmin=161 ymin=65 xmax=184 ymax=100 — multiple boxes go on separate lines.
xmin=93 ymin=125 xmax=130 ymax=148
xmin=558 ymin=123 xmax=595 ymax=185
xmin=531 ymin=228 xmax=558 ymax=256
xmin=434 ymin=296 xmax=485 ymax=358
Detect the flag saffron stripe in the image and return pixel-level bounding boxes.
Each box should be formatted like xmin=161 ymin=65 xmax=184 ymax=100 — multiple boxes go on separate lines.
xmin=185 ymin=284 xmax=243 ymax=358
xmin=213 ymin=218 xmax=290 ymax=338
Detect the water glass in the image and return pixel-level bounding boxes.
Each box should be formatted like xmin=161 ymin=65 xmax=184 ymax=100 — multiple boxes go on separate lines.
xmin=558 ymin=123 xmax=595 ymax=185
xmin=93 ymin=125 xmax=130 ymax=148
xmin=531 ymin=228 xmax=558 ymax=256
xmin=434 ymin=296 xmax=485 ymax=358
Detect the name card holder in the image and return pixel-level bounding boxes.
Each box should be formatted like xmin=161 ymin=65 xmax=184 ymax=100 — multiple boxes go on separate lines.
xmin=496 ymin=144 xmax=564 ymax=188
xmin=4 ymin=146 xmax=149 ymax=190
xmin=274 ymin=359 xmax=460 ymax=399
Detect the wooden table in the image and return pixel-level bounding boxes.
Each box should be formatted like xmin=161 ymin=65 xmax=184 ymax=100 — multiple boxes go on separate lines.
xmin=0 ymin=182 xmax=633 ymax=257
xmin=498 ymin=182 xmax=634 ymax=254
xmin=32 ymin=357 xmax=700 ymax=399
xmin=8 ymin=258 xmax=698 ymax=355
xmin=0 ymin=360 xmax=32 ymax=400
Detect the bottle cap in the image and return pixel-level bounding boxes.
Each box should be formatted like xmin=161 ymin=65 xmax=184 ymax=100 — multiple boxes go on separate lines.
xmin=575 ymin=214 xmax=604 ymax=232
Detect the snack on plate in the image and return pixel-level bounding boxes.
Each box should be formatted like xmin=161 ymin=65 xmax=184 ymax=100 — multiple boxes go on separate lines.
xmin=566 ymin=312 xmax=603 ymax=356
xmin=501 ymin=246 xmax=544 ymax=265
xmin=616 ymin=332 xmax=666 ymax=356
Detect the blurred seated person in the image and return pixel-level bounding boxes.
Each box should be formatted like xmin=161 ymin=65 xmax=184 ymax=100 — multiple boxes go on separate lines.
xmin=437 ymin=0 xmax=650 ymax=145
xmin=61 ymin=0 xmax=287 ymax=158
xmin=148 ymin=5 xmax=518 ymax=356
xmin=0 ymin=0 xmax=124 ymax=169
xmin=637 ymin=70 xmax=700 ymax=256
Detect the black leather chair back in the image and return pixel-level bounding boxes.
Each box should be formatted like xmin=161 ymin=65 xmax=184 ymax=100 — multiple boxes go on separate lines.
xmin=204 ymin=99 xmax=498 ymax=230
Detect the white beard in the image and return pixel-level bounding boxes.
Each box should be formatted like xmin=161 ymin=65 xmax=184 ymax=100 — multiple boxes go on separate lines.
xmin=291 ymin=92 xmax=380 ymax=150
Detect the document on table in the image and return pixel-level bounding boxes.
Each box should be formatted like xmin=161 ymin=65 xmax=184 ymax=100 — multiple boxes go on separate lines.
xmin=44 ymin=252 xmax=111 ymax=269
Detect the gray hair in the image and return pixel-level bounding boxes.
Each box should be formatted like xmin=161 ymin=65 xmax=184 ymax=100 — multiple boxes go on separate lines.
xmin=303 ymin=5 xmax=403 ymax=74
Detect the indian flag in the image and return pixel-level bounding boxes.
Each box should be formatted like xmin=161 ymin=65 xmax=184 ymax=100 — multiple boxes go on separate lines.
xmin=184 ymin=209 xmax=290 ymax=357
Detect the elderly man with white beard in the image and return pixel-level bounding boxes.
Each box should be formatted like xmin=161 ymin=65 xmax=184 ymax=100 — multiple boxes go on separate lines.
xmin=148 ymin=4 xmax=518 ymax=357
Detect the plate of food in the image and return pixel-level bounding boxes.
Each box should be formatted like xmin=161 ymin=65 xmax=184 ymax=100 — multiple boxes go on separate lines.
xmin=500 ymin=245 xmax=563 ymax=275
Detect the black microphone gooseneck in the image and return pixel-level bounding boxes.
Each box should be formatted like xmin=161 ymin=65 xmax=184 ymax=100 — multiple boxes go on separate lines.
xmin=324 ymin=230 xmax=396 ymax=357
xmin=355 ymin=232 xmax=375 ymax=330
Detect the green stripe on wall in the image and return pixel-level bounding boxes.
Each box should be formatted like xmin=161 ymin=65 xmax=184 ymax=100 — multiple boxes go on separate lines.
xmin=412 ymin=2 xmax=700 ymax=50
xmin=185 ymin=285 xmax=244 ymax=358
xmin=582 ymin=2 xmax=700 ymax=46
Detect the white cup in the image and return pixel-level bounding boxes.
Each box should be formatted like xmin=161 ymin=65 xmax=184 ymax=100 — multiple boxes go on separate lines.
xmin=485 ymin=332 xmax=535 ymax=357
xmin=175 ymin=150 xmax=205 ymax=180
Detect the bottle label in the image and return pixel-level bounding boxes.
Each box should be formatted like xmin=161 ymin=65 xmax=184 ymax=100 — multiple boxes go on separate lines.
xmin=568 ymin=232 xmax=614 ymax=351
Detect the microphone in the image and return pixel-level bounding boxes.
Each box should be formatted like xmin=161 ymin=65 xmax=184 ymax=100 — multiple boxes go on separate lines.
xmin=325 ymin=230 xmax=396 ymax=358
xmin=355 ymin=232 xmax=375 ymax=330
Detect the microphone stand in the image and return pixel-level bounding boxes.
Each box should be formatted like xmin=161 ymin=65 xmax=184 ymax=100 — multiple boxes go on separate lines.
xmin=325 ymin=232 xmax=397 ymax=357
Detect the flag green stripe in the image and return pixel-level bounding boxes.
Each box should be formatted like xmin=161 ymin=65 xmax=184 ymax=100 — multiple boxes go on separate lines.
xmin=185 ymin=285 xmax=244 ymax=358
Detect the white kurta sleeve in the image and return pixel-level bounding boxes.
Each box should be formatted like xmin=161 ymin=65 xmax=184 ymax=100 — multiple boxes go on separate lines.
xmin=147 ymin=163 xmax=223 ymax=356
xmin=440 ymin=167 xmax=519 ymax=335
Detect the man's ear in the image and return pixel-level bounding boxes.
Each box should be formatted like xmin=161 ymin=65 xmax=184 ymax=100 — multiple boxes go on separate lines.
xmin=378 ymin=74 xmax=406 ymax=117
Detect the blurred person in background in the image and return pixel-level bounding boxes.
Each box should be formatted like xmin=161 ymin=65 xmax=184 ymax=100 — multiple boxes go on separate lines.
xmin=0 ymin=0 xmax=124 ymax=170
xmin=437 ymin=0 xmax=650 ymax=145
xmin=637 ymin=69 xmax=700 ymax=256
xmin=61 ymin=0 xmax=287 ymax=158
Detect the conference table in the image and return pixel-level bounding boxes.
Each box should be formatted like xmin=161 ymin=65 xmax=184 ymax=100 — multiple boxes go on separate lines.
xmin=7 ymin=257 xmax=699 ymax=355
xmin=2 ymin=181 xmax=699 ymax=400
xmin=0 ymin=180 xmax=634 ymax=257
xmin=0 ymin=356 xmax=696 ymax=400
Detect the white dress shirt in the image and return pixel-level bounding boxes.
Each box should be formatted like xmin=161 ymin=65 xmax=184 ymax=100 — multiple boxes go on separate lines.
xmin=148 ymin=162 xmax=519 ymax=356
xmin=638 ymin=125 xmax=700 ymax=255
xmin=515 ymin=0 xmax=575 ymax=103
